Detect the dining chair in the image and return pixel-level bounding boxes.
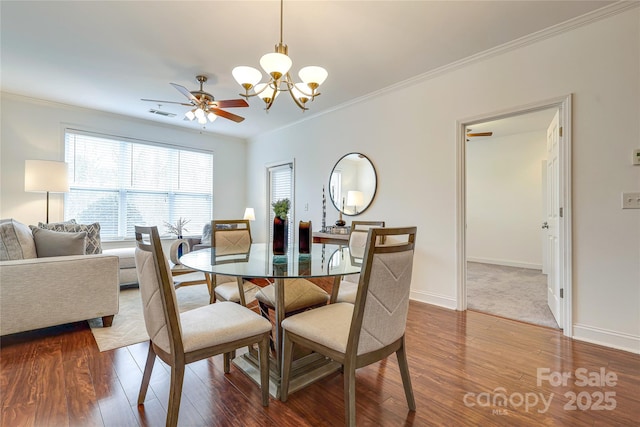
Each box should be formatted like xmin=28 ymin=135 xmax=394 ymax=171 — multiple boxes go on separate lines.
xmin=133 ymin=226 xmax=272 ymax=427
xmin=330 ymin=220 xmax=385 ymax=304
xmin=280 ymin=226 xmax=417 ymax=427
xmin=211 ymin=219 xmax=259 ymax=306
xmin=169 ymin=238 xmax=214 ymax=303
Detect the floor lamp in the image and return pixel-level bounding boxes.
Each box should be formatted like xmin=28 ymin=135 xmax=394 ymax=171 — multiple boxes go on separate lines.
xmin=25 ymin=160 xmax=70 ymax=224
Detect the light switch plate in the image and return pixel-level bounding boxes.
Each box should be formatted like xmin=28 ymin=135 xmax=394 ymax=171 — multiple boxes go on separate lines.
xmin=622 ymin=192 xmax=640 ymax=209
xmin=634 ymin=149 xmax=640 ymax=165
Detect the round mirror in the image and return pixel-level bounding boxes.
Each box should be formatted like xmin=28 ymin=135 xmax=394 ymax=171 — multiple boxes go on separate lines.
xmin=329 ymin=152 xmax=377 ymax=216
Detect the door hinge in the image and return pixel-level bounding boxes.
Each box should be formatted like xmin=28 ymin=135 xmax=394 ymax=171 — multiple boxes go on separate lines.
xmin=560 ymin=289 xmax=564 ymax=298
xmin=559 ymin=207 xmax=563 ymax=218
xmin=559 ymin=126 xmax=563 ymax=137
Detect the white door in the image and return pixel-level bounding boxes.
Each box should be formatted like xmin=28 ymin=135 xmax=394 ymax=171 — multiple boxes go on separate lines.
xmin=545 ymin=110 xmax=562 ymax=327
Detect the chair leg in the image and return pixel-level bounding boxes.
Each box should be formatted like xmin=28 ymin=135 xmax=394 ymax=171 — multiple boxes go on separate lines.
xmin=396 ymin=338 xmax=416 ymax=411
xmin=258 ymin=301 xmax=277 ymax=352
xmin=280 ymin=331 xmax=295 ymax=402
xmin=206 ymin=273 xmax=216 ymax=304
xmin=344 ymin=362 xmax=357 ymax=427
xmin=138 ymin=343 xmax=156 ymax=405
xmin=258 ymin=334 xmax=270 ymax=406
xmin=223 ymin=352 xmax=231 ymax=373
xmin=166 ymin=361 xmax=185 ymax=427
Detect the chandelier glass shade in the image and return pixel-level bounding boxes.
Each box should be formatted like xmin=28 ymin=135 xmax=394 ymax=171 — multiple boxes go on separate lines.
xmin=232 ymin=0 xmax=327 ymax=111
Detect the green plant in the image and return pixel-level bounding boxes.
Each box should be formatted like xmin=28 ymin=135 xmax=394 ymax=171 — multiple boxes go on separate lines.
xmin=271 ymin=198 xmax=290 ymax=220
xmin=164 ymin=217 xmax=190 ymax=236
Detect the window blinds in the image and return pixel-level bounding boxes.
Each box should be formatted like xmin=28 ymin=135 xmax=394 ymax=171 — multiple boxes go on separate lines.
xmin=268 ymin=163 xmax=294 ymax=249
xmin=64 ymin=130 xmax=213 ymax=240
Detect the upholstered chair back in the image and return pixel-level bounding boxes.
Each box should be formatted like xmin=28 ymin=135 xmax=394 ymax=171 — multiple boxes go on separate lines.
xmin=352 ymin=227 xmax=416 ymax=356
xmin=135 ymin=228 xmax=182 ymax=355
xmin=345 ymin=221 xmax=385 ymax=284
xmin=212 ymin=220 xmax=252 ymax=256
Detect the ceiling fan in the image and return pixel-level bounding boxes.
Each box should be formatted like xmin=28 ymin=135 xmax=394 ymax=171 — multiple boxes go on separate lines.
xmin=142 ymin=75 xmax=248 ymax=123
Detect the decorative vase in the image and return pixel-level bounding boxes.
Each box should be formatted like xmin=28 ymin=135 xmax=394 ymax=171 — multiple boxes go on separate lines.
xmin=299 ymin=220 xmax=311 ymax=254
xmin=273 ymin=217 xmax=288 ymax=255
xmin=177 ymin=235 xmax=183 ymax=258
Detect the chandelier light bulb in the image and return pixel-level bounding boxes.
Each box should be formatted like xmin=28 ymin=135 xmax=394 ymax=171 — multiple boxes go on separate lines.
xmin=292 ymin=83 xmax=310 ymax=104
xmin=299 ymin=66 xmax=328 ymax=90
xmin=207 ymin=112 xmax=217 ymax=122
xmin=195 ymin=107 xmax=205 ymax=119
xmin=255 ymin=83 xmax=279 ymax=103
xmin=185 ymin=110 xmax=196 ymax=121
xmin=260 ymin=52 xmax=292 ymax=80
xmin=232 ymin=66 xmax=262 ymax=90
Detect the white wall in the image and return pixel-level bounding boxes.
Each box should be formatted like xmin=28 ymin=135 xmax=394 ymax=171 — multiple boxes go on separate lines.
xmin=246 ymin=8 xmax=640 ymax=352
xmin=466 ymin=130 xmax=547 ymax=269
xmin=0 ymin=93 xmax=247 ymax=248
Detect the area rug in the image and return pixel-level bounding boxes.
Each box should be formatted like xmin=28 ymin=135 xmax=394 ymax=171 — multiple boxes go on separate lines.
xmin=89 ymin=285 xmax=211 ymax=352
xmin=466 ymin=262 xmax=560 ymax=329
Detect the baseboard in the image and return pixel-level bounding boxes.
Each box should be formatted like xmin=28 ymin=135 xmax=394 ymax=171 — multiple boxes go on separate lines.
xmin=573 ymin=323 xmax=640 ymax=355
xmin=410 ymin=290 xmax=457 ymax=310
xmin=466 ymin=257 xmax=542 ymax=270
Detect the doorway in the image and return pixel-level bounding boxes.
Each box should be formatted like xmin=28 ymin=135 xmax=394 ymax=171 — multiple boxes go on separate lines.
xmin=456 ymin=96 xmax=573 ymax=336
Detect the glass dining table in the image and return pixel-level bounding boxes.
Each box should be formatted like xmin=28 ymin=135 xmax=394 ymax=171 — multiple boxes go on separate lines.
xmin=179 ymin=242 xmax=361 ymax=398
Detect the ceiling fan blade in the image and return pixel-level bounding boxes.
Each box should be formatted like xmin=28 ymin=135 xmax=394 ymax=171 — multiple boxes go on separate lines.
xmin=466 ymin=132 xmax=493 ymax=137
xmin=170 ymin=83 xmax=198 ymax=103
xmin=211 ymin=109 xmax=245 ymax=123
xmin=209 ymin=99 xmax=249 ymax=109
xmin=141 ymin=98 xmax=193 ymax=106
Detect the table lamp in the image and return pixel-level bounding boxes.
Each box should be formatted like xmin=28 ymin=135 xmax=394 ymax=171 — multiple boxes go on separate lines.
xmin=346 ymin=190 xmax=364 ymax=215
xmin=243 ymin=207 xmax=256 ymax=221
xmin=25 ymin=160 xmax=70 ymax=223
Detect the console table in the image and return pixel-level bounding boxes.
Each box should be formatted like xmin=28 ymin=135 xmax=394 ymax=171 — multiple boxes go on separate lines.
xmin=312 ymin=231 xmax=349 ymax=245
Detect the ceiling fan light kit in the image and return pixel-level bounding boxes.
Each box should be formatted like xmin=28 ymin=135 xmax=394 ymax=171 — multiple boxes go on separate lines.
xmin=232 ymin=0 xmax=328 ymax=111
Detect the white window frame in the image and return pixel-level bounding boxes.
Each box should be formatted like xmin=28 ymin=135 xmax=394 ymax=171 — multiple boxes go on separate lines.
xmin=63 ymin=128 xmax=214 ymax=241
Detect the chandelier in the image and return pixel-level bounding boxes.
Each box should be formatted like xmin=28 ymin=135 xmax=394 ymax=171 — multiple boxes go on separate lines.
xmin=232 ymin=0 xmax=328 ymax=111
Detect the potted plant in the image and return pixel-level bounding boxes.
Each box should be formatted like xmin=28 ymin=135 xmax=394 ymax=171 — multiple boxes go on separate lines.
xmin=272 ymin=198 xmax=290 ymax=255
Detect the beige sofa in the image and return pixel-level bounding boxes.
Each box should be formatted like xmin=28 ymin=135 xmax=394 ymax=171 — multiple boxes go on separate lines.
xmin=0 ymin=219 xmax=119 ymax=336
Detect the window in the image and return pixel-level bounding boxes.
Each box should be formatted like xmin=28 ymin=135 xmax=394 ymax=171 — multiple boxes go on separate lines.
xmin=268 ymin=162 xmax=294 ymax=249
xmin=64 ymin=130 xmax=213 ymax=240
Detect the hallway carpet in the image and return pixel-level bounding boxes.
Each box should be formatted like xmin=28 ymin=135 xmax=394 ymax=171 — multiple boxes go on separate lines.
xmin=466 ymin=262 xmax=560 ymax=329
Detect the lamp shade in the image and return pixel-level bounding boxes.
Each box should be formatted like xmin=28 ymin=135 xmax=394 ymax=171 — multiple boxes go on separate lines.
xmin=299 ymin=66 xmax=328 ymax=87
xmin=346 ymin=190 xmax=364 ymax=207
xmin=255 ymin=83 xmax=279 ymax=102
xmin=243 ymin=207 xmax=256 ymax=221
xmin=260 ymin=52 xmax=292 ymax=78
xmin=25 ymin=160 xmax=69 ymax=193
xmin=232 ymin=66 xmax=263 ymax=88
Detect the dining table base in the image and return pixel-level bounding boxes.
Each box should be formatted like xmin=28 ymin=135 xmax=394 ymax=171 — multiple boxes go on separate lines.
xmin=233 ymin=349 xmax=341 ymax=399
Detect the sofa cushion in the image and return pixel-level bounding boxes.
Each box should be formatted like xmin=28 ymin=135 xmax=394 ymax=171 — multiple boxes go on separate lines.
xmin=38 ymin=221 xmax=102 ymax=254
xmin=0 ymin=219 xmax=37 ymax=261
xmin=103 ymin=247 xmax=136 ymax=269
xmin=32 ymin=227 xmax=87 ymax=258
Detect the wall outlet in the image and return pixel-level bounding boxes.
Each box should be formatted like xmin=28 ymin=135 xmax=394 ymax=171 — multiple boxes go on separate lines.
xmin=622 ymin=192 xmax=640 ymax=209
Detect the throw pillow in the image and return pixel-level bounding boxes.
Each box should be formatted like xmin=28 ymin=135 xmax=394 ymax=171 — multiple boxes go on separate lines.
xmin=200 ymin=223 xmax=212 ymax=246
xmin=32 ymin=227 xmax=87 ymax=258
xmin=0 ymin=219 xmax=38 ymax=261
xmin=38 ymin=221 xmax=102 ymax=254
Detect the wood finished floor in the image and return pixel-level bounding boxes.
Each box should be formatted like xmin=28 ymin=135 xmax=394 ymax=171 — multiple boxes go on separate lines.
xmin=2 ymin=278 xmax=639 ymax=426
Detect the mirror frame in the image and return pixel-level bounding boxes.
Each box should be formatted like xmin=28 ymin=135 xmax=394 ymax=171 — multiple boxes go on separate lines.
xmin=329 ymin=152 xmax=377 ymax=216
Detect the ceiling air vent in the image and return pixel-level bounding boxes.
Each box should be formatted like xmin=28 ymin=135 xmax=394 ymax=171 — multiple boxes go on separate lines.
xmin=148 ymin=109 xmax=176 ymax=117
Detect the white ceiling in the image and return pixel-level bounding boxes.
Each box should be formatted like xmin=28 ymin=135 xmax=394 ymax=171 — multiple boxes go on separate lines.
xmin=1 ymin=1 xmax=615 ymax=140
